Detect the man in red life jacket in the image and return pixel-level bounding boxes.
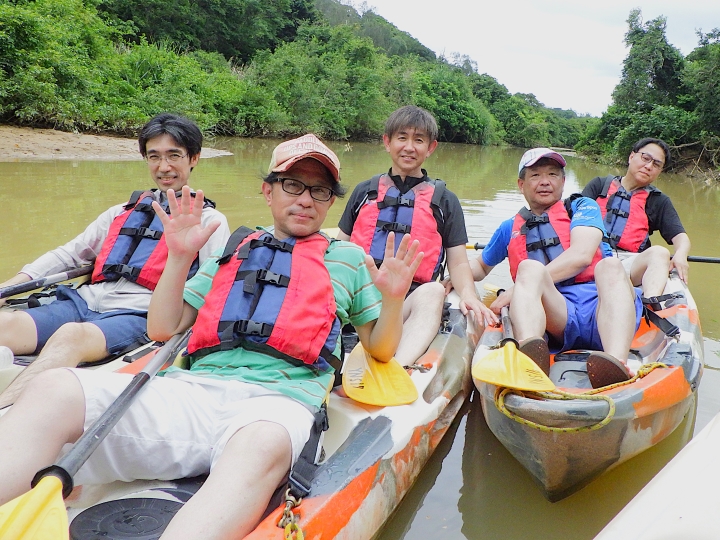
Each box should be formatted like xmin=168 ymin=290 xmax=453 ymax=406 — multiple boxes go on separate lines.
xmin=0 ymin=134 xmax=422 ymax=539
xmin=464 ymin=148 xmax=644 ymax=388
xmin=581 ymin=138 xmax=691 ymax=300
xmin=337 ymin=105 xmax=496 ymax=366
xmin=0 ymin=113 xmax=230 ymax=409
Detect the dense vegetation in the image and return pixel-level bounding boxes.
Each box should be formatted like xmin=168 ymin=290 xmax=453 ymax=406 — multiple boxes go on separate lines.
xmin=0 ymin=0 xmax=717 ymax=172
xmin=577 ymin=9 xmax=720 ymax=171
xmin=0 ymin=0 xmax=588 ymax=147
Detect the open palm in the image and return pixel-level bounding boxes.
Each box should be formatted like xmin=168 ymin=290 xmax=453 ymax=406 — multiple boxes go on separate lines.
xmin=366 ymin=232 xmax=423 ymax=300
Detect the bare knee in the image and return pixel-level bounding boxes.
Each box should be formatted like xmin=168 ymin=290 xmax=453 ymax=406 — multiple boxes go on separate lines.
xmin=0 ymin=311 xmax=38 ymax=353
xmin=515 ymin=259 xmax=547 ymax=285
xmin=42 ymin=322 xmax=108 ymax=364
xmin=14 ymin=369 xmax=86 ymax=437
xmin=224 ymin=422 xmax=292 ymax=478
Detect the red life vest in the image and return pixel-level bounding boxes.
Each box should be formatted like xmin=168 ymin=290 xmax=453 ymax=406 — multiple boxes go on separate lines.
xmin=92 ymin=190 xmax=212 ymax=290
xmin=595 ymin=176 xmax=653 ymax=252
xmin=186 ymin=228 xmax=341 ymax=370
xmin=507 ymin=199 xmax=605 ymax=285
xmin=350 ymin=174 xmax=444 ymax=284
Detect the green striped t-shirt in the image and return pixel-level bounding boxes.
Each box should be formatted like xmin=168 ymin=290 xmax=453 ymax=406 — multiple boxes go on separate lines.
xmin=161 ymin=239 xmax=382 ymax=409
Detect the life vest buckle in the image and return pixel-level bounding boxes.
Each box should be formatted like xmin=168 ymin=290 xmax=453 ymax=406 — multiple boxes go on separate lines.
xmin=235 ymin=319 xmax=273 ymax=337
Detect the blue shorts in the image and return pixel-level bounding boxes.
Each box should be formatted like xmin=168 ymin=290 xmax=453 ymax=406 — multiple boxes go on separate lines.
xmin=552 ymin=282 xmax=643 ymax=352
xmin=26 ymin=285 xmax=149 ymax=355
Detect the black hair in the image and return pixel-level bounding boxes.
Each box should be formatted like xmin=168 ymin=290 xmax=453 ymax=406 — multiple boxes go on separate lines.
xmin=138 ymin=113 xmax=203 ymax=158
xmin=631 ymin=138 xmax=671 ymax=170
xmin=384 ymin=105 xmax=438 ymax=143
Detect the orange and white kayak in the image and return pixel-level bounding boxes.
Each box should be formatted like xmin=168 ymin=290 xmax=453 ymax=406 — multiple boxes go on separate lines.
xmin=472 ymin=271 xmax=703 ymax=502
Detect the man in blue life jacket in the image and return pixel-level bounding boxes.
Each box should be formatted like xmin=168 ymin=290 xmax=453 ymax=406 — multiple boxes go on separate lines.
xmin=581 ymin=138 xmax=691 ymax=301
xmin=0 ymin=113 xmax=230 ymax=409
xmin=337 ymin=105 xmax=496 ymax=366
xmin=0 ymin=134 xmax=422 ymax=539
xmin=462 ymin=148 xmax=644 ymax=388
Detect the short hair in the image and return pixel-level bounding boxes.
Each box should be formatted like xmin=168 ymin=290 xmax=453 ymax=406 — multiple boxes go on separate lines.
xmin=632 ymin=138 xmax=671 ymax=170
xmin=138 ymin=113 xmax=203 ymax=158
xmin=384 ymin=105 xmax=438 ymax=143
xmin=518 ymin=157 xmax=565 ymax=180
xmin=262 ymin=171 xmax=347 ymax=198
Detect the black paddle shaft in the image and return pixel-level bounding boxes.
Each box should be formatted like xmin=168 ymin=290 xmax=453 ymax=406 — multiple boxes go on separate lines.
xmin=499 ymin=305 xmax=519 ymax=347
xmin=0 ymin=266 xmax=93 ymax=299
xmin=471 ymin=244 xmax=720 ymax=264
xmin=31 ymin=332 xmax=187 ymax=498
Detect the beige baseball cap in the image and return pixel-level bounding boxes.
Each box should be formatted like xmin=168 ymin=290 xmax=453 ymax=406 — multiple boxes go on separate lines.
xmin=518 ymin=147 xmax=567 ymax=174
xmin=268 ymin=134 xmax=340 ymax=182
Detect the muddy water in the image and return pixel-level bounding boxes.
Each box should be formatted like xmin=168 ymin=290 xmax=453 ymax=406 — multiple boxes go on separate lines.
xmin=0 ymin=139 xmax=718 ymax=539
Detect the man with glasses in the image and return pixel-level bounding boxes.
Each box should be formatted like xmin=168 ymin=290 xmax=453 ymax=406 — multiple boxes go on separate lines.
xmin=581 ymin=138 xmax=690 ymax=300
xmin=0 ymin=134 xmax=421 ymax=539
xmin=0 ymin=113 xmax=229 ymax=408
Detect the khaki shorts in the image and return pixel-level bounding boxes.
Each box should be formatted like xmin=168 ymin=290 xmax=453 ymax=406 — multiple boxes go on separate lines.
xmin=614 ymin=250 xmax=638 ymax=275
xmin=64 ymin=369 xmax=314 ymax=486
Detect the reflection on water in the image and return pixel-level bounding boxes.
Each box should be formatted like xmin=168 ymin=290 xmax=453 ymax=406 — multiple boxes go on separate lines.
xmin=1 ymin=139 xmax=719 ymax=539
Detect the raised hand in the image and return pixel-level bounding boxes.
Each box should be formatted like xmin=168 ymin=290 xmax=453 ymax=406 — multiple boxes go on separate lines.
xmin=152 ymin=185 xmax=220 ymax=260
xmin=365 ymin=232 xmax=423 ymax=300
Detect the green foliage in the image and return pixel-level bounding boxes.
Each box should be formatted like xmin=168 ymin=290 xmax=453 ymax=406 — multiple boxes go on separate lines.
xmin=612 ymin=9 xmax=686 ymax=112
xmin=96 ymin=0 xmax=320 ymax=62
xmin=578 ymin=10 xmax=720 ymax=170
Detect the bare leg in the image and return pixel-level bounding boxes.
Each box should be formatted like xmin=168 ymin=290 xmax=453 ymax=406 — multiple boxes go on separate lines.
xmin=394 ymin=282 xmax=444 ymax=367
xmin=0 ymin=310 xmax=39 ymax=354
xmin=0 ymin=322 xmax=108 ymax=409
xmin=510 ymin=260 xmax=568 ymax=343
xmin=161 ymin=421 xmax=292 ymax=540
xmin=0 ymin=369 xmax=85 ymax=504
xmin=629 ymin=246 xmax=671 ymax=297
xmin=595 ymin=257 xmax=637 ymax=361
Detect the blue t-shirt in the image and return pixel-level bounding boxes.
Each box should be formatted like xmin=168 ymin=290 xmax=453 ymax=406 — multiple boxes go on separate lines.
xmin=482 ymin=197 xmax=612 ymax=267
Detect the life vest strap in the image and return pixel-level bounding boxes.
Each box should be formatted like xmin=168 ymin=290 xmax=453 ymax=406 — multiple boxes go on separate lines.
xmin=237 ymin=268 xmax=291 ymax=293
xmin=288 ymin=404 xmax=328 ymax=499
xmin=376 ymin=221 xmax=412 ymax=234
xmin=118 ymin=226 xmax=163 ymax=240
xmin=526 ymin=237 xmax=561 ymax=252
xmin=608 ymin=207 xmax=630 ymax=219
xmin=378 ymin=195 xmax=415 ymax=209
xmin=219 ymin=319 xmax=274 ymax=340
xmin=101 ymin=263 xmax=141 ymax=279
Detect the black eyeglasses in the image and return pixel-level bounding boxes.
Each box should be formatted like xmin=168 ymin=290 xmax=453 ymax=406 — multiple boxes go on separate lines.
xmin=639 ymin=152 xmax=664 ymax=170
xmin=276 ymin=178 xmax=335 ymax=202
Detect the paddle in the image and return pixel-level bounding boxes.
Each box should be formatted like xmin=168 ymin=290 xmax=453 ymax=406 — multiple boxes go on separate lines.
xmin=472 ymin=305 xmax=555 ymax=391
xmin=0 ymin=267 xmax=93 ymax=300
xmin=467 ymin=243 xmax=720 ymax=264
xmin=342 ymin=342 xmax=418 ymax=406
xmin=0 ymin=332 xmax=187 ymax=540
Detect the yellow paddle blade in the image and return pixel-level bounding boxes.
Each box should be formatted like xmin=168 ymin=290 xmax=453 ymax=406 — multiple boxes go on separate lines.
xmin=0 ymin=476 xmax=68 ymax=540
xmin=342 ymin=343 xmax=418 ymax=406
xmin=472 ymin=341 xmax=555 ymax=391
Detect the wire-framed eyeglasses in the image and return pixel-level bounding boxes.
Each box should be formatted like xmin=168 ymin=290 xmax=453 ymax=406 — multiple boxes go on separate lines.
xmin=276 ymin=178 xmax=335 ymax=202
xmin=639 ymin=152 xmax=664 ymax=170
xmin=146 ymin=153 xmax=187 ymax=164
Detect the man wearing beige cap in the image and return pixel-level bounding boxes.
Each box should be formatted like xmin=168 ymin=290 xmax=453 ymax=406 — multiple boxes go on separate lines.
xmin=464 ymin=148 xmax=643 ymax=388
xmin=0 ymin=134 xmax=422 ymax=539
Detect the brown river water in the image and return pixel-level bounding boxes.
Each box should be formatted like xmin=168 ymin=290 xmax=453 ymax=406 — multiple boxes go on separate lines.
xmin=0 ymin=139 xmax=718 ymax=539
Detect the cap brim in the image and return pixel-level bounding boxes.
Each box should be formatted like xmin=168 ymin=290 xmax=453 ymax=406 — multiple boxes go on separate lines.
xmin=524 ymin=152 xmax=567 ymax=169
xmin=271 ymin=153 xmax=339 ymax=182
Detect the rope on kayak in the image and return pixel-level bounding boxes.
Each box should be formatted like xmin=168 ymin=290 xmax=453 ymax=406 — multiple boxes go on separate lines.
xmin=279 ymin=488 xmax=305 ymax=540
xmin=494 ymin=362 xmax=669 ymax=433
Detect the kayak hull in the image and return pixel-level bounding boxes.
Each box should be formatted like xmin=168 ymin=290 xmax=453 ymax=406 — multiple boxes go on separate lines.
xmin=473 ymin=273 xmax=703 ymax=501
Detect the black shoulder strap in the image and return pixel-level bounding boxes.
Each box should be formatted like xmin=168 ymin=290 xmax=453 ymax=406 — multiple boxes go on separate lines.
xmin=124 ymin=190 xmax=147 ymax=210
xmin=367 ymin=174 xmax=383 ymax=200
xmin=217 ymin=226 xmax=255 ymax=264
xmin=564 ymin=193 xmax=583 ymax=218
xmin=599 ymin=175 xmax=618 ymax=198
xmin=429 ymin=179 xmax=446 ymax=209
